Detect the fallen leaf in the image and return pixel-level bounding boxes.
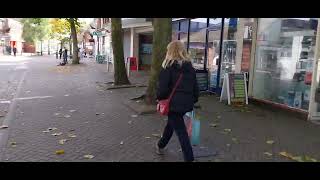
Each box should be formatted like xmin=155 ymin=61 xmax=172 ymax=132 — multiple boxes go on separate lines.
xmin=224 ymin=129 xmax=232 ymax=132
xmin=69 ymin=129 xmax=75 ymax=132
xmin=305 ymin=156 xmax=317 ymax=162
xmin=54 ymin=112 xmax=61 ymax=116
xmin=210 ymin=123 xmax=218 ymax=127
xmin=131 ymin=115 xmax=138 ymax=118
xmin=264 ymin=152 xmax=273 ymax=156
xmin=69 ymin=110 xmax=76 ymax=113
xmin=59 ymin=139 xmax=68 ymax=145
xmin=291 ymin=156 xmax=304 ymax=162
xmin=84 ymin=155 xmax=94 ymax=159
xmin=95 ymin=113 xmax=100 ymax=115
xmin=64 ymin=94 xmax=69 ymax=97
xmin=152 ymin=134 xmax=161 ymax=138
xmin=84 ymin=122 xmax=89 ymax=124
xmin=55 ymin=150 xmax=65 ymax=155
xmin=26 ymin=91 xmax=31 ymax=93
xmin=128 ymin=121 xmax=132 ymax=124
xmin=64 ymin=115 xmax=71 ymax=118
xmin=0 ymin=125 xmax=9 ymax=129
xmin=231 ymin=138 xmax=238 ymax=142
xmin=279 ymin=151 xmax=294 ymax=159
xmin=48 ymin=127 xmax=57 ymax=131
xmin=42 ymin=130 xmax=50 ymax=133
xmin=120 ymin=141 xmax=124 ymax=145
xmin=266 ymin=140 xmax=274 ymax=145
xmin=145 ymin=137 xmax=151 ymax=139
xmin=68 ymin=134 xmax=77 ymax=138
xmin=52 ymin=132 xmax=63 ymax=136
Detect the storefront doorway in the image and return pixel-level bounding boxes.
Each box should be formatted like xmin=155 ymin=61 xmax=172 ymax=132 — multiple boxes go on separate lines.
xmin=138 ymin=33 xmax=153 ymax=70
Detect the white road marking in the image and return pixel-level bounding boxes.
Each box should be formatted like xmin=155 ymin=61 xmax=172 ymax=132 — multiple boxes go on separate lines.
xmin=14 ymin=96 xmax=53 ymax=101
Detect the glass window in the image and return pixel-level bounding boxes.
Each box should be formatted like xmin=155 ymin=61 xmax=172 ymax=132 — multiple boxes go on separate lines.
xmin=179 ymin=19 xmax=189 ymax=48
xmin=252 ymin=18 xmax=318 ymax=110
xmin=188 ymin=18 xmax=208 ymax=70
xmin=219 ymin=18 xmax=239 ymax=87
xmin=207 ymin=18 xmax=223 ymax=90
xmin=172 ymin=21 xmax=179 ymax=41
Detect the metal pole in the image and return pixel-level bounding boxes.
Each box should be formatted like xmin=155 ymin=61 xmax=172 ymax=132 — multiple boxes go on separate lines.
xmin=216 ymin=18 xmax=225 ymax=93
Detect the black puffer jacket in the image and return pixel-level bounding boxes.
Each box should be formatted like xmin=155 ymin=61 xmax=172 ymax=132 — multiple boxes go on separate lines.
xmin=157 ymin=61 xmax=199 ymax=113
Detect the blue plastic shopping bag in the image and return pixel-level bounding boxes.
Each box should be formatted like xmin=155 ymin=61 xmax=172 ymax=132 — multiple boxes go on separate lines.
xmin=190 ymin=110 xmax=200 ymax=146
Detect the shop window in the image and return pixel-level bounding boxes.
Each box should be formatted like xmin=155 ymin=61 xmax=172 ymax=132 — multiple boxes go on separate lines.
xmin=188 ymin=18 xmax=208 ymax=70
xmin=252 ymin=18 xmax=318 ymax=111
xmin=172 ymin=21 xmax=179 ymax=40
xmin=178 ymin=19 xmax=189 ymax=49
xmin=218 ymin=18 xmax=239 ymax=87
xmin=207 ymin=18 xmax=223 ymax=90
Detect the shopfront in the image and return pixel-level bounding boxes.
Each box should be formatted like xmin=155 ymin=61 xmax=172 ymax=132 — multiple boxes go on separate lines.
xmin=174 ymin=18 xmax=254 ymax=93
xmin=174 ymin=18 xmax=320 ymax=119
xmin=250 ymin=18 xmax=319 ymax=114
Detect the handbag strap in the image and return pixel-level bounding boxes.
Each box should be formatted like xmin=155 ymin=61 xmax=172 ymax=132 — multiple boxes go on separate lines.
xmin=168 ymin=73 xmax=183 ymax=102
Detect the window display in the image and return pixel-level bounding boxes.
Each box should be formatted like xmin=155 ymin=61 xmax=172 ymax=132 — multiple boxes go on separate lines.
xmin=188 ymin=18 xmax=207 ymax=70
xmin=252 ymin=18 xmax=318 ymax=111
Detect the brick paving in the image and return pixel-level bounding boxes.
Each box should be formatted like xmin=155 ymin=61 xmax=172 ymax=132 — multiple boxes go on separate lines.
xmin=0 ymin=55 xmax=320 ymax=162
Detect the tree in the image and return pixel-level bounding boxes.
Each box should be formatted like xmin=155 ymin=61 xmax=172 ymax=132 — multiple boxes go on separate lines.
xmin=49 ymin=18 xmax=70 ymax=49
xmin=21 ymin=18 xmax=50 ymax=55
xmin=144 ymin=18 xmax=172 ymax=104
xmin=66 ymin=18 xmax=80 ymax=64
xmin=111 ymin=18 xmax=130 ymax=85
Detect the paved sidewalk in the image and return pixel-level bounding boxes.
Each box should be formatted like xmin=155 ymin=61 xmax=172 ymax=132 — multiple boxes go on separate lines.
xmin=0 ymin=55 xmax=320 ymax=162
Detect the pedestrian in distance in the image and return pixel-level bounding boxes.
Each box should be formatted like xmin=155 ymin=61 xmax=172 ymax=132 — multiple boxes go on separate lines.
xmin=59 ymin=48 xmax=62 ymax=59
xmin=55 ymin=51 xmax=58 ymax=59
xmin=155 ymin=40 xmax=199 ymax=162
xmin=63 ymin=47 xmax=68 ymax=64
xmin=13 ymin=46 xmax=17 ymax=57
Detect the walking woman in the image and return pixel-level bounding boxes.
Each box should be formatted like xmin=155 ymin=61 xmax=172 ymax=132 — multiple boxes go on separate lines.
xmin=156 ymin=40 xmax=199 ymax=162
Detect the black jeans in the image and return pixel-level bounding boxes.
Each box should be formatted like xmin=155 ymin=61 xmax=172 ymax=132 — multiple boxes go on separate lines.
xmin=158 ymin=111 xmax=194 ymax=162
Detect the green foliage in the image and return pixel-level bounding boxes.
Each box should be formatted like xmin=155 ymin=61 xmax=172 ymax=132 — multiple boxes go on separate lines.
xmin=21 ymin=18 xmax=50 ymax=43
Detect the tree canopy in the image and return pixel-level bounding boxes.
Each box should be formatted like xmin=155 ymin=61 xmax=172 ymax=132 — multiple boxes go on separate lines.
xmin=21 ymin=18 xmax=50 ymax=43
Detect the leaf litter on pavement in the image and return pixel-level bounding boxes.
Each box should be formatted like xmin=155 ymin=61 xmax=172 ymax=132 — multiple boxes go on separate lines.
xmin=68 ymin=133 xmax=77 ymax=138
xmin=266 ymin=140 xmax=275 ymax=145
xmin=64 ymin=115 xmax=71 ymax=118
xmin=0 ymin=125 xmax=9 ymax=129
xmin=84 ymin=155 xmax=94 ymax=159
xmin=69 ymin=110 xmax=77 ymax=113
xmin=59 ymin=139 xmax=68 ymax=145
xmin=55 ymin=150 xmax=65 ymax=155
xmin=52 ymin=132 xmax=63 ymax=136
xmin=279 ymin=151 xmax=317 ymax=162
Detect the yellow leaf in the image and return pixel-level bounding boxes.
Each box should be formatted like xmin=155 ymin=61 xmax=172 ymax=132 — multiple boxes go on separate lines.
xmin=55 ymin=150 xmax=65 ymax=155
xmin=279 ymin=151 xmax=294 ymax=159
xmin=291 ymin=156 xmax=304 ymax=162
xmin=266 ymin=140 xmax=274 ymax=145
xmin=224 ymin=129 xmax=232 ymax=132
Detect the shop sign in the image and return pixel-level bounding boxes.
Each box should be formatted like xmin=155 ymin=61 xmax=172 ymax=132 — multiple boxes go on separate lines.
xmin=220 ymin=73 xmax=248 ymax=105
xmin=195 ymin=70 xmax=208 ymax=91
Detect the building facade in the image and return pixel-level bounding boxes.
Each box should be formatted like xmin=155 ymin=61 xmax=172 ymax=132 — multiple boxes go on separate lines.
xmin=120 ymin=18 xmax=320 ymax=122
xmin=0 ymin=18 xmax=24 ymax=55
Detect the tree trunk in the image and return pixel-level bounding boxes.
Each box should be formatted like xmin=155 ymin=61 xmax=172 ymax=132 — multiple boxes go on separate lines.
xmin=40 ymin=41 xmax=43 ymax=56
xmin=111 ymin=18 xmax=130 ymax=85
xmin=48 ymin=39 xmax=50 ymax=55
xmin=145 ymin=18 xmax=172 ymax=105
xmin=69 ymin=18 xmax=79 ymax=64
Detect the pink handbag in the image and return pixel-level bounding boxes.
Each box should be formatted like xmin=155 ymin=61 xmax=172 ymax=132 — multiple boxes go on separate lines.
xmin=157 ymin=73 xmax=183 ymax=116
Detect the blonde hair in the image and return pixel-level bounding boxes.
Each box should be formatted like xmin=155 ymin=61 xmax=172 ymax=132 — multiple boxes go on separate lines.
xmin=162 ymin=40 xmax=191 ymax=68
